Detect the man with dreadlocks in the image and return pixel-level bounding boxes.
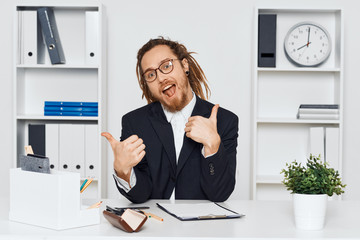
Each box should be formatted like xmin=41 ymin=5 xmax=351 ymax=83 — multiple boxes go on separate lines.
xmin=102 ymin=37 xmax=238 ymax=203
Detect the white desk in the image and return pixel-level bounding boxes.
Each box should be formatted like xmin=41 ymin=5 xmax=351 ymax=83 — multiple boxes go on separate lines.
xmin=1 ymin=197 xmax=360 ymax=239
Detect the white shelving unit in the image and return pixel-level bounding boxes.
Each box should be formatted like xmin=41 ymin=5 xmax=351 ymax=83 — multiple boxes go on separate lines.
xmin=252 ymin=7 xmax=343 ymax=200
xmin=13 ymin=2 xmax=107 ymax=198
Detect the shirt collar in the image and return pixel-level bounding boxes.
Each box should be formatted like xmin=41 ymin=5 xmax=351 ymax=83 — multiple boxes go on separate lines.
xmin=162 ymin=92 xmax=196 ymax=123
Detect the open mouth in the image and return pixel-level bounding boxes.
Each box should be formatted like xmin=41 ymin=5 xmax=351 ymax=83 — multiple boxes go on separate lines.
xmin=162 ymin=84 xmax=176 ymax=97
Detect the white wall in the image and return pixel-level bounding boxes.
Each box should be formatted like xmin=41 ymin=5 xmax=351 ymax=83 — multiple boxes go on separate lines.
xmin=0 ymin=1 xmax=14 ymax=198
xmin=1 ymin=0 xmax=359 ymax=201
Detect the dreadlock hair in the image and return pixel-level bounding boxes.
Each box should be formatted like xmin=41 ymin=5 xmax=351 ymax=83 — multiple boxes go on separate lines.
xmin=136 ymin=37 xmax=211 ymax=103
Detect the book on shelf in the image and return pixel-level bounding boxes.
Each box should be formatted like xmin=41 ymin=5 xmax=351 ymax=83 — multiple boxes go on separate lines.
xmin=44 ymin=111 xmax=98 ymax=117
xmin=44 ymin=106 xmax=98 ymax=112
xmin=299 ymin=104 xmax=339 ymax=109
xmin=297 ymin=104 xmax=339 ymax=120
xmin=298 ymin=108 xmax=339 ymax=115
xmin=297 ymin=113 xmax=339 ymax=120
xmin=45 ymin=101 xmax=98 ymax=107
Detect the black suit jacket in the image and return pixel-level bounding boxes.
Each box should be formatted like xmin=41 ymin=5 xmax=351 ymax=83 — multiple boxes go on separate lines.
xmin=115 ymin=96 xmax=238 ymax=203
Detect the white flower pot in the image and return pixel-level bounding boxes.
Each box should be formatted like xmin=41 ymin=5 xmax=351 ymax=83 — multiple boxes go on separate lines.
xmin=293 ymin=193 xmax=328 ymax=230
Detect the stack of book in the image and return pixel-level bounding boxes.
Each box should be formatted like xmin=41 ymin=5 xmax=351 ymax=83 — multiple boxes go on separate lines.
xmin=296 ymin=104 xmax=339 ymax=120
xmin=44 ymin=101 xmax=98 ymax=116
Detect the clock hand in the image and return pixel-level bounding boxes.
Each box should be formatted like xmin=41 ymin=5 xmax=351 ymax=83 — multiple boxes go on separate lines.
xmin=297 ymin=42 xmax=312 ymax=51
xmin=298 ymin=44 xmax=309 ymax=60
xmin=307 ymin=27 xmax=311 ymax=47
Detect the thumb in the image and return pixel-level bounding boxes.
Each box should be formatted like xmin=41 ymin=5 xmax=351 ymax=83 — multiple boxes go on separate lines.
xmin=101 ymin=132 xmax=118 ymax=148
xmin=209 ymin=104 xmax=219 ymax=122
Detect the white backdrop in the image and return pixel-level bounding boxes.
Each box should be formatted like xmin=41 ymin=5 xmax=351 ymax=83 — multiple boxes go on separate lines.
xmin=1 ymin=0 xmax=359 ymax=201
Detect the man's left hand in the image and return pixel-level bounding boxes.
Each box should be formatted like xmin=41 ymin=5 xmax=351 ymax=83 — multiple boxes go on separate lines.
xmin=185 ymin=104 xmax=221 ymax=157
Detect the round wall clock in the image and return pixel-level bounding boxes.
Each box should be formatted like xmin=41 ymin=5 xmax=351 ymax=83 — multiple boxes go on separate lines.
xmin=284 ymin=22 xmax=331 ymax=67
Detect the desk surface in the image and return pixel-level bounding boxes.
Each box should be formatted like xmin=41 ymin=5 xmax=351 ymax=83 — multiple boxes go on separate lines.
xmin=1 ymin=197 xmax=360 ymax=239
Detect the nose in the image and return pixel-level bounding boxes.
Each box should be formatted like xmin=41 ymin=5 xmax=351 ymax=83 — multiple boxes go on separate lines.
xmin=156 ymin=69 xmax=167 ymax=83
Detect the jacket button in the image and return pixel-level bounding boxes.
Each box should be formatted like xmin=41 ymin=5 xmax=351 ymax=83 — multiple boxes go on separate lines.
xmin=209 ymin=162 xmax=215 ymax=175
xmin=171 ymin=176 xmax=176 ymax=182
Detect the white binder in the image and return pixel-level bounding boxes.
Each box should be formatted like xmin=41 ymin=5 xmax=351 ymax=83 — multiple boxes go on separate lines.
xmin=309 ymin=127 xmax=325 ymax=161
xmin=9 ymin=168 xmax=99 ymax=230
xmin=59 ymin=124 xmax=85 ymax=177
xmin=85 ymin=124 xmax=99 ymax=179
xmin=325 ymin=127 xmax=339 ymax=169
xmin=85 ymin=11 xmax=99 ymax=65
xmin=46 ymin=124 xmax=59 ymax=170
xmin=20 ymin=10 xmax=45 ymax=64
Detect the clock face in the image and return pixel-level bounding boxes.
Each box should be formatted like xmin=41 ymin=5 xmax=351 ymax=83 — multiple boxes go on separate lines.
xmin=284 ymin=22 xmax=331 ymax=67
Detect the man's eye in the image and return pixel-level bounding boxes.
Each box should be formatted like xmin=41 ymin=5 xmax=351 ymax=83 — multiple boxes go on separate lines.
xmin=147 ymin=71 xmax=155 ymax=78
xmin=161 ymin=62 xmax=172 ymax=71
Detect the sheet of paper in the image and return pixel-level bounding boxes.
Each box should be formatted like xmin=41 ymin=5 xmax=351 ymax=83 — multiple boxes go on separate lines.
xmin=157 ymin=202 xmax=241 ymax=219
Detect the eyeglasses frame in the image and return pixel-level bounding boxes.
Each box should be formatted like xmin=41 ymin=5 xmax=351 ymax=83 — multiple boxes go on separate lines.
xmin=142 ymin=58 xmax=181 ymax=83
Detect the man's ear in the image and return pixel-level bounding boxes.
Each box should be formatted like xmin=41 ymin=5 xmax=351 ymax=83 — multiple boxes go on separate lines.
xmin=181 ymin=58 xmax=189 ymax=72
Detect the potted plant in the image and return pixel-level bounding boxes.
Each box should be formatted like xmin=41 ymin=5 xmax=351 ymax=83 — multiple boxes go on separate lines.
xmin=281 ymin=154 xmax=346 ymax=230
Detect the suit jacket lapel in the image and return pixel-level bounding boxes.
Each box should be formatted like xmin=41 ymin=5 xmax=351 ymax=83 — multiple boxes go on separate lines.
xmin=148 ymin=102 xmax=177 ymax=175
xmin=176 ymin=96 xmax=210 ymax=176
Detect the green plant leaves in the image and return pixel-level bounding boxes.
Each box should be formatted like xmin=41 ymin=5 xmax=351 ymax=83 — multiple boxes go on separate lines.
xmin=280 ymin=154 xmax=346 ymax=196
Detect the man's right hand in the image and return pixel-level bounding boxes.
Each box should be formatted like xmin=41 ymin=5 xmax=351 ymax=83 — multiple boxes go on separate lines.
xmin=101 ymin=132 xmax=146 ymax=183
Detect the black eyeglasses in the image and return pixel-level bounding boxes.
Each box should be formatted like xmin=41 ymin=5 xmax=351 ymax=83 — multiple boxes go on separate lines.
xmin=142 ymin=59 xmax=180 ymax=83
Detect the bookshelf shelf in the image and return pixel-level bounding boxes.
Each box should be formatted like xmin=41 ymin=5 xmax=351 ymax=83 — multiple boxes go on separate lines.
xmin=16 ymin=64 xmax=99 ymax=69
xmin=17 ymin=115 xmax=99 ymax=121
xmin=256 ymin=118 xmax=340 ymax=124
xmin=252 ymin=7 xmax=343 ymax=200
xmin=257 ymin=67 xmax=341 ymax=72
xmin=13 ymin=3 xmax=107 ymax=199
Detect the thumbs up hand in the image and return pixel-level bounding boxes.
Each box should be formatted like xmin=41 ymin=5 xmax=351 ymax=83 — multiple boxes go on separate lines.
xmin=185 ymin=104 xmax=221 ymax=157
xmin=101 ymin=132 xmax=146 ymax=183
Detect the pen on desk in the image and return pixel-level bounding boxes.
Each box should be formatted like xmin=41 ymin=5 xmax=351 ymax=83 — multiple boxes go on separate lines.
xmin=115 ymin=206 xmax=149 ymax=210
xmin=88 ymin=201 xmax=103 ymax=209
xmin=143 ymin=211 xmax=163 ymax=222
xmin=80 ymin=178 xmax=93 ymax=193
xmin=80 ymin=179 xmax=88 ymax=191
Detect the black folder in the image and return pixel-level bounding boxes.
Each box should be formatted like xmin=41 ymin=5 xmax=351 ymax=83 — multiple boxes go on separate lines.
xmin=258 ymin=14 xmax=277 ymax=67
xmin=28 ymin=124 xmax=45 ymax=156
xmin=37 ymin=7 xmax=65 ymax=64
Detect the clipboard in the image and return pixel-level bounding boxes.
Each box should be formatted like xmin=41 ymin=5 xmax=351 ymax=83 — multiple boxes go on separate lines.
xmin=156 ymin=202 xmax=245 ymax=221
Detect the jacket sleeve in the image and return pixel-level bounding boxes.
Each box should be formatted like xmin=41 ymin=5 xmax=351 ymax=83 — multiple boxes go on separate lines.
xmin=114 ymin=114 xmax=153 ymax=203
xmin=199 ymin=110 xmax=238 ymax=202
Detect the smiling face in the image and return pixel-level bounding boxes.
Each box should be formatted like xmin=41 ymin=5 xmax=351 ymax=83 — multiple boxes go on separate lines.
xmin=141 ymin=45 xmax=193 ymax=112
